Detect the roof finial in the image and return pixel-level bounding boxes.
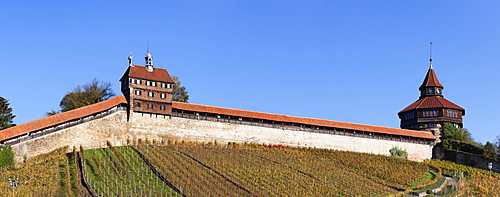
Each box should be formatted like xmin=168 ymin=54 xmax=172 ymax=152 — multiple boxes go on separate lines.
xmin=145 ymin=47 xmax=153 ymax=72
xmin=128 ymin=52 xmax=133 ymax=67
xmin=429 ymin=40 xmax=433 ymax=69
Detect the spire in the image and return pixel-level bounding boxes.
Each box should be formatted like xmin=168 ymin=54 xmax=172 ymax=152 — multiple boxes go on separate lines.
xmin=128 ymin=52 xmax=133 ymax=67
xmin=429 ymin=41 xmax=433 ymax=69
xmin=145 ymin=48 xmax=153 ymax=72
xmin=419 ymin=68 xmax=443 ymax=90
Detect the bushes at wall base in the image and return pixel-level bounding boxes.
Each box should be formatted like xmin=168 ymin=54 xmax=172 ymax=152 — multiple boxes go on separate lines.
xmin=0 ymin=146 xmax=14 ymax=168
xmin=389 ymin=146 xmax=408 ymax=159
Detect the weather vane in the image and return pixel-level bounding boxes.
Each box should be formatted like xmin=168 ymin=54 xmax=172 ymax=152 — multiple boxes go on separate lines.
xmin=429 ymin=40 xmax=433 ymax=63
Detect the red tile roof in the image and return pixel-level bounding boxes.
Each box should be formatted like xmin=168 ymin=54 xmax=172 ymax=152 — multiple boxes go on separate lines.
xmin=0 ymin=96 xmax=127 ymax=141
xmin=399 ymin=97 xmax=465 ymax=114
xmin=172 ymin=102 xmax=437 ymax=140
xmin=419 ymin=68 xmax=443 ymax=89
xmin=0 ymin=95 xmax=436 ymax=143
xmin=120 ymin=65 xmax=174 ymax=83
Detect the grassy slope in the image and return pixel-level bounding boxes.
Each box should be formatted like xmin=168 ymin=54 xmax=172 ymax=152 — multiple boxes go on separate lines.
xmin=0 ymin=147 xmax=85 ymax=197
xmin=135 ymin=142 xmax=431 ymax=196
xmin=5 ymin=142 xmax=498 ymax=196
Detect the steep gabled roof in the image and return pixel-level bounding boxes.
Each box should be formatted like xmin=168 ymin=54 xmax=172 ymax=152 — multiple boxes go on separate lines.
xmin=120 ymin=65 xmax=174 ymax=83
xmin=172 ymin=102 xmax=437 ymax=140
xmin=399 ymin=97 xmax=465 ymax=114
xmin=0 ymin=96 xmax=127 ymax=141
xmin=419 ymin=68 xmax=443 ymax=89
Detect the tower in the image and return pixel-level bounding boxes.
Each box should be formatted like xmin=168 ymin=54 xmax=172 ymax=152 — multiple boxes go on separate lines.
xmin=398 ymin=57 xmax=465 ymax=142
xmin=120 ymin=49 xmax=174 ymax=119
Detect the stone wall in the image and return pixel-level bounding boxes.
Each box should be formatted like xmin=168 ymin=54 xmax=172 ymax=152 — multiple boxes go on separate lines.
xmin=11 ymin=111 xmax=434 ymax=162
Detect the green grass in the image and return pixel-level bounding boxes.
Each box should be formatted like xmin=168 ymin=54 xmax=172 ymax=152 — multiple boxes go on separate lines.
xmin=82 ymin=146 xmax=180 ymax=196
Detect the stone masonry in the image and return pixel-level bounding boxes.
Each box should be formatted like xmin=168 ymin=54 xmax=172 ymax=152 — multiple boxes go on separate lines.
xmin=12 ymin=111 xmax=433 ymax=162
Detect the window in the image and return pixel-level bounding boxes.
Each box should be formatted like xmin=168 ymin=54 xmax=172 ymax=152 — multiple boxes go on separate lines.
xmin=427 ymin=123 xmax=435 ymax=127
xmin=148 ymin=92 xmax=154 ymax=97
xmin=423 ymin=110 xmax=438 ymax=117
xmin=167 ymin=83 xmax=171 ymax=88
xmin=447 ymin=110 xmax=458 ymax=118
xmin=404 ymin=112 xmax=414 ymax=120
xmin=161 ymin=93 xmax=166 ymax=99
xmin=146 ymin=81 xmax=151 ymax=86
xmin=135 ymin=90 xmax=141 ymax=95
xmin=147 ymin=104 xmax=153 ymax=109
xmin=135 ymin=102 xmax=141 ymax=107
xmin=137 ymin=79 xmax=141 ymax=84
xmin=160 ymin=105 xmax=165 ymax=110
xmin=152 ymin=82 xmax=156 ymax=86
xmin=162 ymin=83 xmax=172 ymax=88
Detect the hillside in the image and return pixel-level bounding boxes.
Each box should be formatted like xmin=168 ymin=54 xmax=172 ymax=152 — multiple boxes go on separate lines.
xmin=0 ymin=142 xmax=498 ymax=196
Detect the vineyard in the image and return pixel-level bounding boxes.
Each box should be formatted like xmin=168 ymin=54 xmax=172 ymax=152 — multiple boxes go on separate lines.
xmin=424 ymin=159 xmax=500 ymax=196
xmin=0 ymin=147 xmax=85 ymax=196
xmin=0 ymin=142 xmax=498 ymax=196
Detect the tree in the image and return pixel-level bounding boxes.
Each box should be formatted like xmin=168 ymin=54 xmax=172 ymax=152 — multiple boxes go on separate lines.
xmin=495 ymin=135 xmax=500 ymax=155
xmin=0 ymin=97 xmax=16 ymax=130
xmin=53 ymin=78 xmax=115 ymax=113
xmin=443 ymin=122 xmax=475 ymax=144
xmin=172 ymin=76 xmax=189 ymax=102
xmin=483 ymin=141 xmax=497 ymax=158
xmin=389 ymin=146 xmax=408 ymax=159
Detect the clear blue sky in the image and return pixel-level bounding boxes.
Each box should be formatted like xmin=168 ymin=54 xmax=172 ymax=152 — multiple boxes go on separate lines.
xmin=1 ymin=1 xmax=499 ymax=144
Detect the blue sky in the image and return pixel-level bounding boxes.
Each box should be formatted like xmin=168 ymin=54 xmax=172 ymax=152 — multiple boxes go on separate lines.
xmin=1 ymin=1 xmax=499 ymax=144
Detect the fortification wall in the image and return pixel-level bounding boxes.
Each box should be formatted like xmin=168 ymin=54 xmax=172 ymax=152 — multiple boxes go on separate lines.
xmin=11 ymin=111 xmax=433 ymax=162
xmin=11 ymin=111 xmax=129 ymax=162
xmin=129 ymin=112 xmax=433 ymax=161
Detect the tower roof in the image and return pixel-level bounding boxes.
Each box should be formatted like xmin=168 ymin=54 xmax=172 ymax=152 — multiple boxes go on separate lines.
xmin=399 ymin=97 xmax=465 ymax=114
xmin=419 ymin=68 xmax=443 ymax=90
xmin=120 ymin=65 xmax=174 ymax=83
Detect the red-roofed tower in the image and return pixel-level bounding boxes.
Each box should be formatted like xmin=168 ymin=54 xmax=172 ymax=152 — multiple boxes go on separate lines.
xmin=398 ymin=59 xmax=465 ymax=142
xmin=120 ymin=49 xmax=175 ymax=119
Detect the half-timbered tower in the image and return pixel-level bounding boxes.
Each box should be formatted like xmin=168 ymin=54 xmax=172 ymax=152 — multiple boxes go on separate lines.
xmin=120 ymin=49 xmax=175 ymax=117
xmin=398 ymin=60 xmax=465 ymax=142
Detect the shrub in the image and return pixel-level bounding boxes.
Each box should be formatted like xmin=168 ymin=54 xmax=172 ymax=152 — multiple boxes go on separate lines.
xmin=389 ymin=146 xmax=408 ymax=159
xmin=0 ymin=146 xmax=15 ymax=168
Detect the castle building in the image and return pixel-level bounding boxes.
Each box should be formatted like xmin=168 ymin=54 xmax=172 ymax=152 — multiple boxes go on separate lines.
xmin=398 ymin=59 xmax=465 ymax=142
xmin=120 ymin=49 xmax=175 ymax=116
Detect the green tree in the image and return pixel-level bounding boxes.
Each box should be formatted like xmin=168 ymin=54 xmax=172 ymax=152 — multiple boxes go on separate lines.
xmin=483 ymin=141 xmax=497 ymax=158
xmin=495 ymin=135 xmax=500 ymax=154
xmin=0 ymin=97 xmax=16 ymax=130
xmin=443 ymin=122 xmax=474 ymax=144
xmin=172 ymin=76 xmax=189 ymax=102
xmin=50 ymin=78 xmax=115 ymax=114
xmin=389 ymin=146 xmax=408 ymax=159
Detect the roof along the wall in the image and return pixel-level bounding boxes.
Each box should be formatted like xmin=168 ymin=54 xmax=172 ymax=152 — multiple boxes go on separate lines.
xmin=0 ymin=96 xmax=127 ymax=141
xmin=0 ymin=95 xmax=436 ymax=143
xmin=172 ymin=102 xmax=437 ymax=140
